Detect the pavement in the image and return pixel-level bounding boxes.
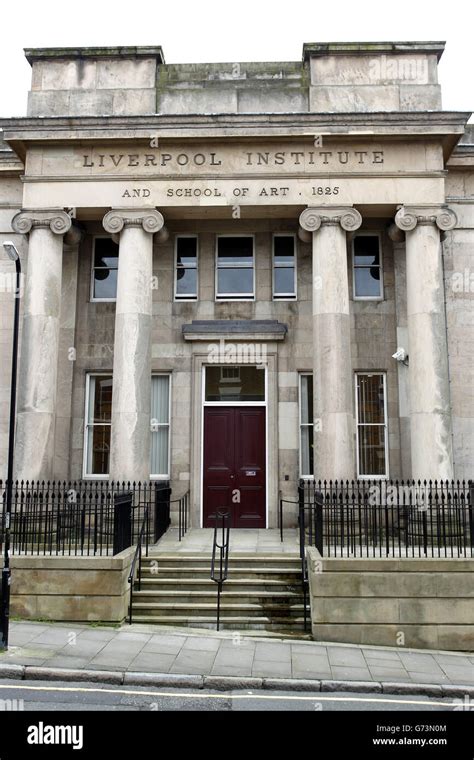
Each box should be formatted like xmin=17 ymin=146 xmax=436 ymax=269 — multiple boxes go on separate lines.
xmin=1 ymin=620 xmax=474 ymax=697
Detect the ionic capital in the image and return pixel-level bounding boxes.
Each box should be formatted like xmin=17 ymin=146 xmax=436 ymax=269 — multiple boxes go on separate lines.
xmin=394 ymin=206 xmax=457 ymax=233
xmin=299 ymin=206 xmax=362 ymax=234
xmin=12 ymin=209 xmax=72 ymax=236
xmin=103 ymin=208 xmax=164 ymax=235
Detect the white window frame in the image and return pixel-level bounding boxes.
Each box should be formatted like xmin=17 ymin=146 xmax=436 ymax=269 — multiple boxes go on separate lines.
xmin=355 ymin=372 xmax=389 ymax=480
xmin=299 ymin=373 xmax=314 ymax=479
xmin=272 ymin=233 xmax=297 ymax=300
xmin=352 ymin=232 xmax=384 ymax=301
xmin=150 ymin=373 xmax=172 ymax=480
xmin=215 ymin=234 xmax=255 ymax=301
xmin=82 ymin=372 xmax=112 ymax=479
xmin=174 ymin=235 xmax=198 ymax=301
xmin=90 ymin=235 xmax=119 ymax=303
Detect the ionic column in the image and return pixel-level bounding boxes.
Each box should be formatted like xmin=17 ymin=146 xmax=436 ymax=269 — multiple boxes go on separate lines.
xmin=299 ymin=206 xmax=362 ymax=480
xmin=394 ymin=206 xmax=457 ymax=481
xmin=11 ymin=209 xmax=72 ymax=481
xmin=103 ymin=208 xmax=164 ymax=482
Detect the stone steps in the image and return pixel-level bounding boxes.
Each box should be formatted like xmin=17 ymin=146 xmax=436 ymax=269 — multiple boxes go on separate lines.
xmin=130 ymin=615 xmax=307 ymax=631
xmin=133 ymin=590 xmax=302 ymax=604
xmin=131 ymin=553 xmax=306 ymax=632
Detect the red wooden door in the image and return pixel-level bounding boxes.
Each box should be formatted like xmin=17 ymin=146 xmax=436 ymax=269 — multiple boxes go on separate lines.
xmin=203 ymin=407 xmax=266 ymax=528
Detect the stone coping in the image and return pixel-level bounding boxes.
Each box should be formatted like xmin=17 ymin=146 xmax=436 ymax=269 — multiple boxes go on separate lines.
xmin=302 ymin=41 xmax=446 ymax=61
xmin=24 ymin=46 xmax=165 ymax=64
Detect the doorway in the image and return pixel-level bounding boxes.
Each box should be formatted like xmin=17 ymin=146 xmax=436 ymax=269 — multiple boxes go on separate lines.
xmin=203 ymin=406 xmax=266 ymax=528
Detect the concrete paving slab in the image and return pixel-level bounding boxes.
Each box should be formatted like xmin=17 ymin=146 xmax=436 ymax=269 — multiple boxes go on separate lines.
xmin=128 ymin=652 xmax=176 ymax=672
xmin=331 ymin=666 xmax=373 ymax=681
xmin=251 ymin=660 xmax=293 ymax=678
xmin=254 ymin=642 xmax=292 ymax=662
xmin=181 ymin=637 xmax=221 ymax=653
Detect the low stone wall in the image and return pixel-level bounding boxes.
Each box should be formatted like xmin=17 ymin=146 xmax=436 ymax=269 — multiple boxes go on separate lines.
xmin=10 ymin=547 xmax=135 ymax=623
xmin=306 ymin=547 xmax=474 ymax=651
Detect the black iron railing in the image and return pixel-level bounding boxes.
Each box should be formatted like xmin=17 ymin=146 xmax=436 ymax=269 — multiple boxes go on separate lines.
xmin=211 ymin=510 xmax=230 ymax=631
xmin=0 ymin=480 xmax=172 ymax=556
xmin=298 ymin=479 xmax=474 ymax=559
xmin=278 ymin=490 xmax=299 ymax=542
xmin=128 ymin=507 xmax=149 ymax=624
xmin=171 ymin=491 xmax=190 ymax=541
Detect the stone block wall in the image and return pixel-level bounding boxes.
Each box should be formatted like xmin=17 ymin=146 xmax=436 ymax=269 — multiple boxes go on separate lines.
xmin=10 ymin=547 xmax=134 ymax=622
xmin=67 ymin=217 xmax=401 ymax=519
xmin=307 ymin=546 xmax=474 ymax=651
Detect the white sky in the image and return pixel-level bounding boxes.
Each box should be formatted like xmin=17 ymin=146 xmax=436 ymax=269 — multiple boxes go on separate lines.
xmin=0 ymin=0 xmax=472 ymax=119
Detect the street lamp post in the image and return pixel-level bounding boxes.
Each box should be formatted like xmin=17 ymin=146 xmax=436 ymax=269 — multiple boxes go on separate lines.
xmin=1 ymin=241 xmax=21 ymax=650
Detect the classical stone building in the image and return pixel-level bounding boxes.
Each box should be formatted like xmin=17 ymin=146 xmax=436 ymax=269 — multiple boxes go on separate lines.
xmin=0 ymin=41 xmax=472 ymax=529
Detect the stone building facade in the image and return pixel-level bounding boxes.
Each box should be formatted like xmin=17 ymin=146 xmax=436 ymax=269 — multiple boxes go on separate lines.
xmin=0 ymin=42 xmax=472 ymax=529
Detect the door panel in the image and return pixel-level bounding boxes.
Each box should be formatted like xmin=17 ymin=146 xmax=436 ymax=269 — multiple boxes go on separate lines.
xmin=203 ymin=406 xmax=266 ymax=528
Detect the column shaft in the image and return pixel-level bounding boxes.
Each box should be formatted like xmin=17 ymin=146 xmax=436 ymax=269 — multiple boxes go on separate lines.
xmin=103 ymin=209 xmax=164 ymax=483
xmin=11 ymin=210 xmax=72 ymax=481
xmin=395 ymin=206 xmax=457 ymax=481
xmin=313 ymin=223 xmax=354 ymax=479
xmin=405 ymin=224 xmax=453 ymax=479
xmin=110 ymin=226 xmax=152 ymax=482
xmin=300 ymin=207 xmax=362 ymax=480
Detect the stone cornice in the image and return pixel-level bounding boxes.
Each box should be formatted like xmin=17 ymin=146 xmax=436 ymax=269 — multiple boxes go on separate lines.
xmin=11 ymin=208 xmax=72 ymax=235
xmin=299 ymin=206 xmax=362 ymax=233
xmin=302 ymin=41 xmax=446 ymax=62
xmin=103 ymin=208 xmax=164 ymax=235
xmin=394 ymin=205 xmax=457 ymax=232
xmin=25 ymin=46 xmax=165 ymax=65
xmin=1 ymin=111 xmax=470 ymax=141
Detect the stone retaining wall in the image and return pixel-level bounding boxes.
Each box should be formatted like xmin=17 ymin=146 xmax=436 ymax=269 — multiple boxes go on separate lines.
xmin=10 ymin=547 xmax=134 ymax=623
xmin=306 ymin=547 xmax=474 ymax=651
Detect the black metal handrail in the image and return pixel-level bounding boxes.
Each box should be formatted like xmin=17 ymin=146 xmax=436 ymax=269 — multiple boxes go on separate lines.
xmin=170 ymin=491 xmax=190 ymax=541
xmin=127 ymin=507 xmax=149 ymax=625
xmin=211 ymin=510 xmax=230 ymax=631
xmin=278 ymin=491 xmax=299 ymax=542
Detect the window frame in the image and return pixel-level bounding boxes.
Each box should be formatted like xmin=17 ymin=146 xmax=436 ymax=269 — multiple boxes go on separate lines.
xmin=90 ymin=235 xmax=119 ymax=303
xmin=215 ymin=234 xmax=255 ymax=301
xmin=355 ymin=371 xmax=389 ymax=480
xmin=174 ymin=235 xmax=199 ymax=302
xmin=299 ymin=372 xmax=314 ymax=479
xmin=272 ymin=233 xmax=297 ymax=300
xmin=82 ymin=372 xmax=113 ymax=480
xmin=352 ymin=232 xmax=384 ymax=302
xmin=150 ymin=372 xmax=172 ymax=480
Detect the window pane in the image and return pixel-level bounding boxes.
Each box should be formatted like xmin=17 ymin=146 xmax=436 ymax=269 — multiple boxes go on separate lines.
xmin=205 ymin=366 xmax=265 ymax=402
xmin=176 ymin=237 xmax=197 ymax=266
xmin=357 ymin=374 xmax=385 ymax=425
xmin=354 ymin=235 xmax=380 ymax=266
xmin=151 ymin=376 xmax=170 ymax=425
xmin=90 ymin=376 xmax=113 ymax=423
xmin=151 ymin=428 xmax=169 ymax=475
xmin=358 ymin=425 xmax=386 ymax=476
xmin=150 ymin=376 xmax=170 ymax=475
xmin=87 ymin=424 xmax=111 ymax=475
xmin=94 ymin=238 xmax=119 ymax=269
xmin=217 ymin=236 xmax=253 ymax=265
xmin=217 ymin=268 xmax=253 ymax=296
xmin=94 ymin=269 xmax=118 ymax=299
xmin=176 ymin=267 xmax=197 ymax=297
xmin=300 ymin=375 xmax=313 ymax=424
xmin=274 ymin=267 xmax=295 ymax=296
xmin=300 ymin=426 xmax=314 ymax=477
xmin=274 ymin=236 xmax=295 ymax=264
xmin=354 ymin=267 xmax=381 ymax=298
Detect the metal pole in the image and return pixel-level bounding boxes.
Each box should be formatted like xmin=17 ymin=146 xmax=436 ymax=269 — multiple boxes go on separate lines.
xmin=1 ymin=258 xmax=21 ymax=650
